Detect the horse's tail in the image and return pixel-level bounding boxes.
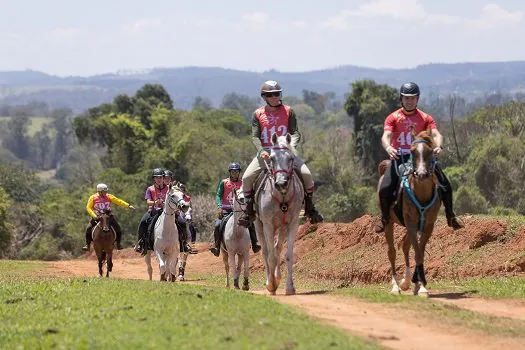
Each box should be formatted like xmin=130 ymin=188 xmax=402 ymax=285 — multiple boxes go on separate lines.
xmin=378 ymin=160 xmax=390 ymax=176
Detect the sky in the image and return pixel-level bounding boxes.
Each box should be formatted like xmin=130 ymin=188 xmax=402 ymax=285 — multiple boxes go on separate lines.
xmin=1 ymin=0 xmax=524 ymax=76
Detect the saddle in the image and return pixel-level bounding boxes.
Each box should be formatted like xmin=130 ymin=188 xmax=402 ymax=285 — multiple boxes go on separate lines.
xmin=219 ymin=212 xmax=234 ymax=240
xmin=252 ymin=168 xmax=305 ymax=211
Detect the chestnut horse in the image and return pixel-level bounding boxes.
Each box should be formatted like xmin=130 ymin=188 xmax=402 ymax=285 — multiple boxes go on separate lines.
xmin=377 ymin=130 xmax=441 ymax=297
xmin=92 ymin=209 xmax=115 ymax=278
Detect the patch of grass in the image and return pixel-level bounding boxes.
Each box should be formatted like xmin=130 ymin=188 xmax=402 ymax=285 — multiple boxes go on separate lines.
xmin=432 ymin=277 xmax=525 ymax=299
xmin=0 ymin=260 xmax=49 ymax=275
xmin=333 ymin=283 xmax=525 ymax=338
xmin=0 ymin=276 xmax=380 ymax=350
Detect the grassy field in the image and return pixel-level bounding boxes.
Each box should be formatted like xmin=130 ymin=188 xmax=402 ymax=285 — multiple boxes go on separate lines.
xmin=0 ymin=116 xmax=53 ymax=137
xmin=0 ymin=261 xmax=380 ymax=350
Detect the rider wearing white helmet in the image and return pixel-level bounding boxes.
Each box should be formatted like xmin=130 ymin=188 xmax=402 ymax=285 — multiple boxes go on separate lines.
xmin=238 ymin=80 xmax=323 ymax=227
xmin=83 ymin=183 xmax=135 ymax=251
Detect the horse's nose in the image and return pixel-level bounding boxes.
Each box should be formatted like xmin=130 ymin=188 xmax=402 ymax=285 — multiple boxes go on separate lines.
xmin=416 ymin=169 xmax=429 ymax=178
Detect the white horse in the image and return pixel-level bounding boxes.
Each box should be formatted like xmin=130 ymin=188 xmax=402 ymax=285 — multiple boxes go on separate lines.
xmin=145 ymin=185 xmax=189 ymax=281
xmin=255 ymin=133 xmax=304 ymax=295
xmin=222 ymin=189 xmax=251 ymax=290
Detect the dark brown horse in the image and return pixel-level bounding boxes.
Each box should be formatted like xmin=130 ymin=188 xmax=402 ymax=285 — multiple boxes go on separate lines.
xmin=377 ymin=129 xmax=441 ymax=297
xmin=92 ymin=209 xmax=115 ymax=278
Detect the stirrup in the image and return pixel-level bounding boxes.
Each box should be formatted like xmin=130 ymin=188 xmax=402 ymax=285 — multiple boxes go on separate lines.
xmin=306 ymin=210 xmax=324 ymax=224
xmin=209 ymin=246 xmax=220 ymax=257
xmin=374 ymin=217 xmax=388 ymax=233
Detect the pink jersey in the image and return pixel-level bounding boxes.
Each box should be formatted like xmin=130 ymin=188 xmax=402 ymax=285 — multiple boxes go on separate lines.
xmin=255 ymin=105 xmax=291 ymax=148
xmin=221 ymin=179 xmax=242 ymax=210
xmin=384 ymin=108 xmax=437 ymax=153
xmin=145 ymin=185 xmax=169 ymax=211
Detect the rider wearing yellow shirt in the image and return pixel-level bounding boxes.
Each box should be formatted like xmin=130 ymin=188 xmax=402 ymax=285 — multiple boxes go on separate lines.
xmin=83 ymin=183 xmax=135 ymax=251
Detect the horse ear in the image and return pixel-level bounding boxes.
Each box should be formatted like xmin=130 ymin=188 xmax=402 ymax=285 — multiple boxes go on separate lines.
xmin=271 ymin=132 xmax=278 ymax=145
xmin=285 ymin=133 xmax=292 ymax=145
xmin=410 ymin=125 xmax=417 ymax=139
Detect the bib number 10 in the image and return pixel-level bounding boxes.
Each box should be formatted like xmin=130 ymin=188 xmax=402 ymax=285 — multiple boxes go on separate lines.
xmin=261 ymin=125 xmax=288 ymax=145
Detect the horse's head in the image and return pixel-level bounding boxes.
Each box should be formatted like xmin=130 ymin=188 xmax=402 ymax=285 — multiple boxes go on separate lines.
xmin=233 ymin=188 xmax=247 ymax=210
xmin=269 ymin=133 xmax=295 ymax=194
xmin=97 ymin=209 xmax=112 ymax=232
xmin=410 ymin=130 xmax=435 ymax=179
xmin=165 ymin=185 xmax=190 ymax=214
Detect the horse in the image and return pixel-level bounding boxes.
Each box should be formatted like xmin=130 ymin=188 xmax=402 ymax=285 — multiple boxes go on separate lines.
xmin=92 ymin=209 xmax=115 ymax=278
xmin=221 ymin=188 xmax=250 ymax=290
xmin=377 ymin=129 xmax=441 ymax=297
xmin=145 ymin=185 xmax=190 ymax=282
xmin=254 ymin=133 xmax=304 ymax=295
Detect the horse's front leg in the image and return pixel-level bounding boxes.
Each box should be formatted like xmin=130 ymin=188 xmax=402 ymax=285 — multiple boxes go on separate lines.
xmin=154 ymin=245 xmax=167 ymax=280
xmin=106 ymin=252 xmax=113 ymax=278
xmin=145 ymin=252 xmax=153 ymax=281
xmin=274 ymin=226 xmax=286 ymax=289
xmin=242 ymin=252 xmax=250 ymax=291
xmin=230 ymin=252 xmax=240 ymax=289
xmin=262 ymin=223 xmax=278 ymax=294
xmin=385 ymin=223 xmax=401 ymax=294
xmin=414 ymin=224 xmax=434 ymax=297
xmin=255 ymin=219 xmax=272 ymax=293
xmin=222 ymin=250 xmax=230 ymax=288
xmin=399 ymin=234 xmax=412 ymax=291
xmin=406 ymin=224 xmax=426 ymax=296
xmin=285 ymin=222 xmax=299 ymax=295
xmin=97 ymin=255 xmax=103 ymax=277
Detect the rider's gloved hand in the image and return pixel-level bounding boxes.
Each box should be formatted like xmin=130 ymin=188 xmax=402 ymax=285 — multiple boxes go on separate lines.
xmin=260 ymin=151 xmax=270 ymax=159
xmin=128 ymin=205 xmax=136 ymax=210
xmin=433 ymin=146 xmax=443 ymax=158
xmin=216 ymin=207 xmax=223 ymax=219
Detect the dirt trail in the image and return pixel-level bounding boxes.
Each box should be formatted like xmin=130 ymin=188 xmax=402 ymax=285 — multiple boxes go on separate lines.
xmin=43 ymin=244 xmax=525 ymax=350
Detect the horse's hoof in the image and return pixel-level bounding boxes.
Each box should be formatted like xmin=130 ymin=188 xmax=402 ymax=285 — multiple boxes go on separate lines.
xmin=418 ymin=291 xmax=429 ymax=298
xmin=390 ymin=287 xmax=401 ymax=295
xmin=399 ymin=279 xmax=410 ymax=291
xmin=285 ymin=288 xmax=296 ymax=296
xmin=178 ymin=275 xmax=185 ymax=282
xmin=242 ymin=284 xmax=249 ymax=291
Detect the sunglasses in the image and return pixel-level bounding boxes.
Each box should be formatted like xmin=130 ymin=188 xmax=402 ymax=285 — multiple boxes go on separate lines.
xmin=263 ymin=92 xmax=281 ymax=98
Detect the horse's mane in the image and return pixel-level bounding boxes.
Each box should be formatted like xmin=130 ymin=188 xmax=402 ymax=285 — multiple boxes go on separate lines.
xmin=412 ymin=130 xmax=434 ymax=148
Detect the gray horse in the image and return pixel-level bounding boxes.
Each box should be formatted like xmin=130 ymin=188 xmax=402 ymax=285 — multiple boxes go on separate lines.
xmin=221 ymin=188 xmax=250 ymax=290
xmin=254 ymin=133 xmax=304 ymax=295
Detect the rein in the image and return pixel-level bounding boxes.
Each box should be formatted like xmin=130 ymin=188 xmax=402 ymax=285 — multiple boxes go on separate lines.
xmin=400 ymin=138 xmax=438 ymax=232
xmin=264 ymin=147 xmax=296 ymax=225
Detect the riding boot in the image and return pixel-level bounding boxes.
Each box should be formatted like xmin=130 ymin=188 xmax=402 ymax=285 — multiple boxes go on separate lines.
xmin=248 ymin=224 xmax=261 ymax=253
xmin=304 ymin=193 xmax=324 ymax=224
xmin=238 ymin=196 xmax=255 ymax=228
xmin=82 ymin=223 xmax=93 ymax=251
xmin=441 ymin=188 xmax=465 ymax=230
xmin=374 ymin=196 xmax=392 ymax=233
xmin=209 ymin=224 xmax=221 ymax=257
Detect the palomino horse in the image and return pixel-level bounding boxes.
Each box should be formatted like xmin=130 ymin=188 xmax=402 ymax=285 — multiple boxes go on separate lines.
xmin=222 ymin=188 xmax=250 ymax=290
xmin=146 ymin=185 xmax=190 ymax=282
xmin=254 ymin=133 xmax=304 ymax=295
xmin=377 ymin=130 xmax=441 ymax=297
xmin=92 ymin=209 xmax=115 ymax=278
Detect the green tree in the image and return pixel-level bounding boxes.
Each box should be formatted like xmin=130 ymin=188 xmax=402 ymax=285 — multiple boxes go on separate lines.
xmin=344 ymin=80 xmax=398 ymax=183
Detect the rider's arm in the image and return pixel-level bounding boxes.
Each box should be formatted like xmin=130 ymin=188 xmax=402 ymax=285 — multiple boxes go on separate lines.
xmin=107 ymin=194 xmax=130 ymax=208
xmin=86 ymin=195 xmax=97 ymax=218
xmin=145 ymin=188 xmax=155 ymax=207
xmin=431 ymin=128 xmax=443 ymax=149
xmin=381 ymin=130 xmax=394 ymax=152
xmin=288 ymin=108 xmax=301 ymax=148
xmin=215 ymin=180 xmax=224 ymax=208
xmin=250 ymin=112 xmax=265 ymax=153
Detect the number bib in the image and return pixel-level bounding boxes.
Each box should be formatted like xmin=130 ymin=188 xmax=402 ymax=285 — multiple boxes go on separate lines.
xmin=255 ymin=105 xmax=291 ymax=148
xmin=221 ymin=179 xmax=242 ymax=210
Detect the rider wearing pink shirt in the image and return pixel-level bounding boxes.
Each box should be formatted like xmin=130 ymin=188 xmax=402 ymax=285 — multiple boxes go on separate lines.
xmin=375 ymin=82 xmax=464 ymax=233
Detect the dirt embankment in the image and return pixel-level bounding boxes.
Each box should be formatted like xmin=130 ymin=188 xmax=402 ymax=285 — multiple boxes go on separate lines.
xmin=248 ymin=215 xmax=525 ymax=283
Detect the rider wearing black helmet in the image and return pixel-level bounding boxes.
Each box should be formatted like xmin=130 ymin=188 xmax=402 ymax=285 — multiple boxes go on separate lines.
xmin=134 ymin=168 xmax=168 ymax=253
xmin=209 ymin=162 xmax=261 ymax=257
xmin=375 ymin=82 xmax=464 ymax=233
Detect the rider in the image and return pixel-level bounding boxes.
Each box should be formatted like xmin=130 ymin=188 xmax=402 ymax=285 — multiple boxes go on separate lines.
xmin=135 ymin=168 xmax=168 ymax=253
xmin=83 ymin=183 xmax=135 ymax=251
xmin=210 ymin=162 xmax=261 ymax=257
xmin=179 ymin=183 xmax=198 ymax=253
xmin=238 ymin=80 xmax=323 ymax=227
xmin=375 ymin=82 xmax=465 ymax=233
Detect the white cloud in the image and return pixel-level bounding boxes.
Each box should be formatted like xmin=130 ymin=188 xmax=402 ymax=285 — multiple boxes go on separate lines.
xmin=125 ymin=18 xmax=163 ymax=33
xmin=241 ymin=12 xmax=269 ymax=24
xmin=321 ymin=1 xmax=524 ymax=31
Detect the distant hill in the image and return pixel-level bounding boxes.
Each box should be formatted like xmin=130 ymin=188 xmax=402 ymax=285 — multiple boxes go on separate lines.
xmin=1 ymin=61 xmax=524 ymax=111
